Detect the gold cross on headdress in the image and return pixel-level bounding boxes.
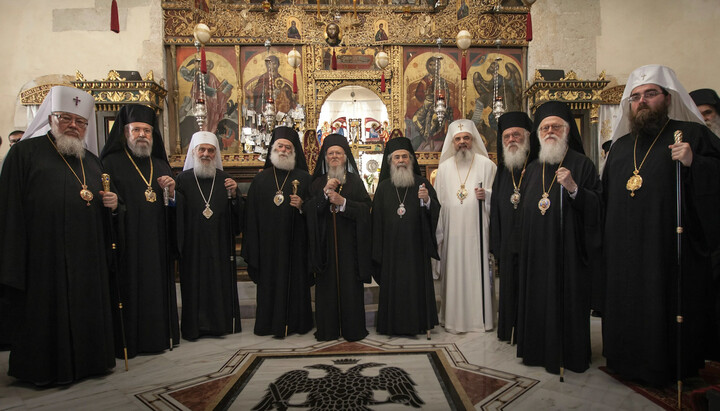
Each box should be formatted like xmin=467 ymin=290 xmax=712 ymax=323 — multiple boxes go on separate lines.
xmin=640 ymin=72 xmax=647 ymax=80
xmin=457 ymin=123 xmax=464 ymax=130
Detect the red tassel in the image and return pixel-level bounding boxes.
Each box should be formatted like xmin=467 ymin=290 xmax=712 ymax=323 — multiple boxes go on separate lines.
xmin=293 ymin=71 xmax=298 ymax=94
xmin=381 ymin=71 xmax=386 ymax=92
xmin=200 ymin=47 xmax=207 ymax=74
xmin=526 ymin=12 xmax=533 ymax=41
xmin=461 ymin=54 xmax=467 ymax=80
xmin=111 ymin=0 xmax=119 ymax=33
xmin=331 ymin=49 xmax=337 ymax=70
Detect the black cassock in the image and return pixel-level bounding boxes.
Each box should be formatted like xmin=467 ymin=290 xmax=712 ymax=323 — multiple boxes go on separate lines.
xmin=517 ymin=149 xmax=602 ymax=374
xmin=0 ymin=134 xmax=115 ymax=384
xmin=102 ymin=151 xmax=179 ymax=357
xmin=602 ymin=120 xmax=720 ymax=384
xmin=175 ymin=169 xmax=243 ymax=340
xmin=241 ymin=167 xmax=314 ymax=337
xmin=372 ymin=176 xmax=440 ymax=336
xmin=306 ymin=172 xmax=372 ymax=341
xmin=490 ymin=165 xmax=527 ymax=343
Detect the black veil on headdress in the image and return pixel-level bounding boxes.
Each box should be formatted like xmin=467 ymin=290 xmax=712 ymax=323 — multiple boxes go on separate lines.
xmin=311 ymin=134 xmax=359 ymax=181
xmin=263 ymin=126 xmax=309 ymax=172
xmin=378 ymin=136 xmax=421 ymax=182
xmin=100 ymin=104 xmax=168 ymax=163
xmin=531 ymin=101 xmax=585 ymax=155
xmin=496 ymin=111 xmax=538 ymax=166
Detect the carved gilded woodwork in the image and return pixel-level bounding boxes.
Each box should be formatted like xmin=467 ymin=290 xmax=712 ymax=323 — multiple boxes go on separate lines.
xmin=70 ymin=71 xmax=168 ymax=112
xmin=525 ymin=69 xmax=609 ymax=114
xmin=162 ymin=1 xmax=528 ymax=47
xmin=600 ymin=85 xmax=625 ymax=105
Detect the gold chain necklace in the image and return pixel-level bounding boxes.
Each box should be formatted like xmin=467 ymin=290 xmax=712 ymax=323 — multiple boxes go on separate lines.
xmin=454 ymin=154 xmax=475 ymax=204
xmin=124 ymin=148 xmax=156 ymax=202
xmin=537 ymin=148 xmax=567 ymax=215
xmin=272 ymin=166 xmax=291 ymax=206
xmin=395 ymin=186 xmax=409 ymax=218
xmin=509 ymin=154 xmax=529 ymax=209
xmin=47 ymin=135 xmax=93 ymax=206
xmin=626 ymin=119 xmax=670 ymax=197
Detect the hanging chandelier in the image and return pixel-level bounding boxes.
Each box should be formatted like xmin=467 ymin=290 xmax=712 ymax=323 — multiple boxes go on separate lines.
xmin=262 ymin=39 xmax=276 ymax=130
xmin=492 ymin=57 xmax=506 ymax=120
xmin=192 ymin=23 xmax=211 ymax=131
xmin=433 ymin=38 xmax=446 ymax=126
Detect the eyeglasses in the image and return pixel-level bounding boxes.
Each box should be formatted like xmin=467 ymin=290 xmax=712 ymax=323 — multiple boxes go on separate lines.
xmin=628 ymin=89 xmax=664 ymax=103
xmin=52 ymin=113 xmax=88 ymax=128
xmin=502 ymin=131 xmax=525 ymax=140
xmin=538 ymin=124 xmax=567 ymax=133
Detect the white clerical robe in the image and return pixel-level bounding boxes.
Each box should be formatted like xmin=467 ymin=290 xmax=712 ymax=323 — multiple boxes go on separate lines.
xmin=434 ymin=153 xmax=496 ymax=333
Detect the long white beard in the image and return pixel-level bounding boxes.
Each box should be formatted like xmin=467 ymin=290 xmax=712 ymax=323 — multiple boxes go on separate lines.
xmin=390 ymin=164 xmax=415 ymax=188
xmin=270 ymin=149 xmax=296 ymax=171
xmin=707 ymin=117 xmax=720 ymax=138
xmin=194 ymin=156 xmax=216 ymax=178
xmin=128 ymin=137 xmax=152 ymax=158
xmin=538 ymin=134 xmax=568 ymax=164
xmin=503 ymin=140 xmax=530 ymax=170
xmin=327 ymin=164 xmax=347 ymax=184
xmin=52 ymin=125 xmax=85 ymax=159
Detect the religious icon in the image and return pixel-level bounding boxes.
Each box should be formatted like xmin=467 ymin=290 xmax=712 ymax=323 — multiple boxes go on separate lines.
xmin=374 ymin=21 xmax=389 ymax=42
xmin=456 ymin=0 xmax=469 ymax=20
xmin=287 ymin=18 xmax=301 ymax=40
xmin=325 ymin=23 xmax=342 ymax=47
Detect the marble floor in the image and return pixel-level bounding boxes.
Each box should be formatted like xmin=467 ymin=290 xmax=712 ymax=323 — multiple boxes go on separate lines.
xmin=0 ymin=316 xmax=664 ymax=410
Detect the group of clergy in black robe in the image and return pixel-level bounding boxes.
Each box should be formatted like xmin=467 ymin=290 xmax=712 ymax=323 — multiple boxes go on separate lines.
xmin=242 ymin=128 xmax=440 ymax=341
xmin=491 ymin=65 xmax=720 ymax=387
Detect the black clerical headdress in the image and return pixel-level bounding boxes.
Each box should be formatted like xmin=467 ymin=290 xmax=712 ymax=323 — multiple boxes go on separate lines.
xmin=311 ymin=134 xmax=359 ymax=180
xmin=100 ymin=104 xmax=168 ymax=163
xmin=690 ymin=88 xmax=720 ymax=115
xmin=496 ymin=111 xmax=538 ymax=166
xmin=378 ymin=136 xmax=421 ymax=182
xmin=264 ymin=126 xmax=309 ymax=172
xmin=531 ymin=101 xmax=585 ymax=155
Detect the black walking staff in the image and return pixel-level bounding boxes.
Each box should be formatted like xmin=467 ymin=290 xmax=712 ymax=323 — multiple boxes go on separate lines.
xmin=163 ymin=186 xmax=174 ymax=351
xmin=228 ymin=188 xmax=239 ymax=334
xmin=558 ymin=185 xmax=565 ymax=383
xmin=331 ymin=200 xmax=343 ymax=339
xmin=285 ymin=179 xmax=300 ymax=337
xmin=674 ymin=130 xmax=684 ymax=409
xmin=102 ymin=174 xmax=129 ymax=371
xmin=478 ymin=182 xmax=487 ymax=329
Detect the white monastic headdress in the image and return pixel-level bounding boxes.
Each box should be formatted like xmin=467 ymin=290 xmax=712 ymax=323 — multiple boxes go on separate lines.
xmin=610 ymin=64 xmax=704 ymax=142
xmin=183 ymin=131 xmax=224 ymax=171
xmin=439 ymin=119 xmax=489 ymax=164
xmin=21 ymin=85 xmax=98 ymax=155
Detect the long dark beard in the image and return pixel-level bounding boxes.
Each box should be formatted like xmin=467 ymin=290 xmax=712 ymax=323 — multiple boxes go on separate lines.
xmin=630 ymin=100 xmax=670 ymax=136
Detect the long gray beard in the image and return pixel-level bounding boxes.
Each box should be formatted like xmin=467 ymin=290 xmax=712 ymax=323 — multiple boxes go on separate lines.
xmin=503 ymin=142 xmax=529 ymax=170
xmin=538 ymin=136 xmax=568 ymax=164
xmin=194 ymin=158 xmax=216 ymax=178
xmin=270 ymin=150 xmax=296 ymax=171
xmin=454 ymin=148 xmax=472 ymax=163
xmin=707 ymin=117 xmax=720 ymax=138
xmin=52 ymin=128 xmax=85 ymax=159
xmin=390 ymin=164 xmax=415 ymax=188
xmin=128 ymin=138 xmax=152 ymax=158
xmin=327 ymin=164 xmax=346 ymax=184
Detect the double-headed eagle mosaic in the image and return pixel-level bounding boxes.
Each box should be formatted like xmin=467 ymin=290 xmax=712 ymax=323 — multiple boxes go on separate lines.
xmin=253 ymin=359 xmax=424 ymax=410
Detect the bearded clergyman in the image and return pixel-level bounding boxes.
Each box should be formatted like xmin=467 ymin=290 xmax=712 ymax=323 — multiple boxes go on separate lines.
xmin=489 ymin=112 xmax=537 ymax=344
xmin=241 ymin=126 xmax=313 ymax=338
xmin=0 ymin=86 xmax=116 ymax=385
xmin=602 ymin=65 xmax=720 ymax=385
xmin=306 ymin=134 xmax=372 ymax=342
xmin=517 ymin=101 xmax=602 ymax=375
xmin=175 ymin=131 xmax=243 ymax=340
xmin=433 ymin=119 xmax=496 ymax=334
xmin=371 ymin=137 xmax=440 ymax=337
xmin=101 ymin=104 xmax=179 ymax=357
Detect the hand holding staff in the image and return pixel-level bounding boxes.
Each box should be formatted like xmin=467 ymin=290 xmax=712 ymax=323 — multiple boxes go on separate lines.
xmin=101 ymin=173 xmax=129 ymax=371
